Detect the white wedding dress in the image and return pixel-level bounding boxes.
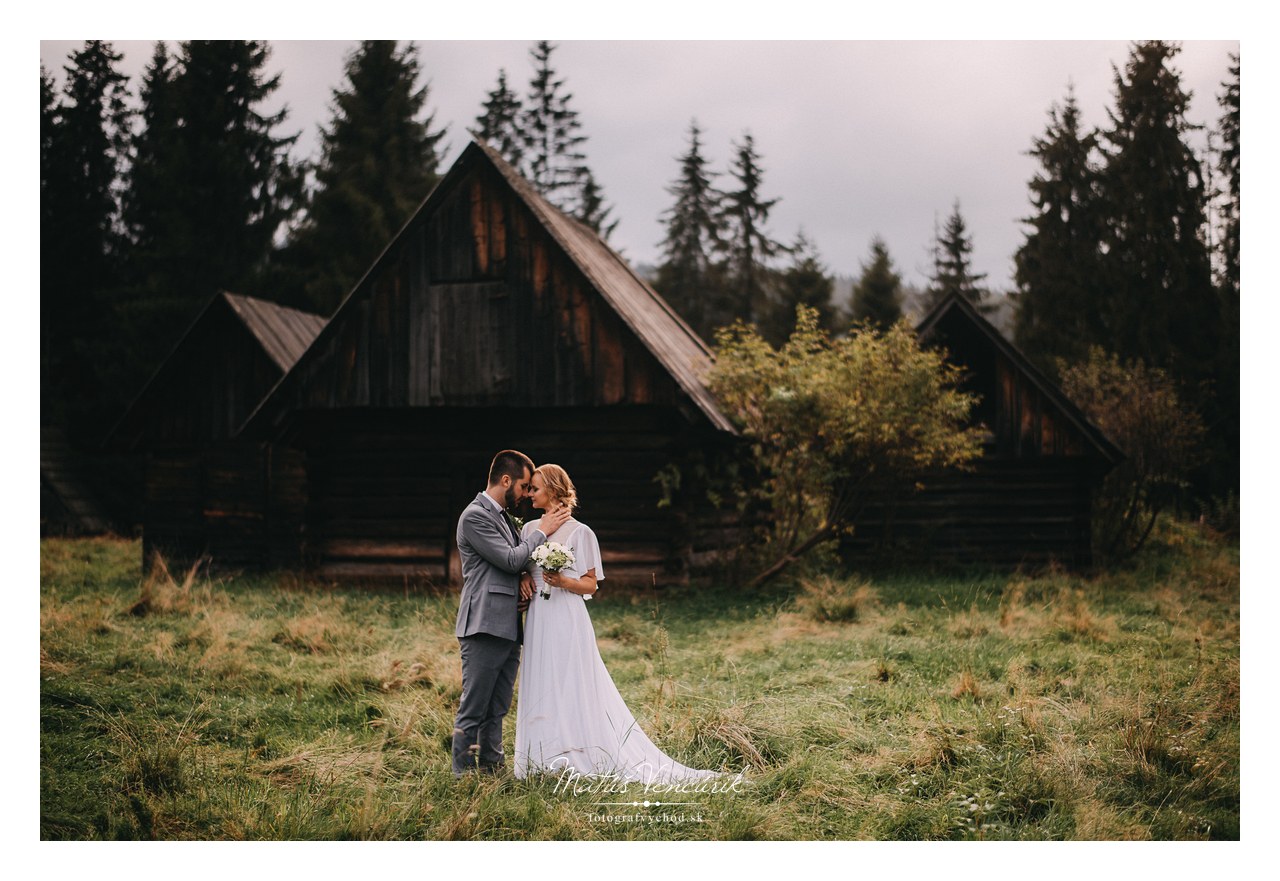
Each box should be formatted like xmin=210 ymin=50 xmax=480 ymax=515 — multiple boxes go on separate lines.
xmin=514 ymin=517 xmax=721 ymax=783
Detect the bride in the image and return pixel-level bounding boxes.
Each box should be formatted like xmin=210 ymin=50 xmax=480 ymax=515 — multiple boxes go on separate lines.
xmin=514 ymin=463 xmax=722 ymax=784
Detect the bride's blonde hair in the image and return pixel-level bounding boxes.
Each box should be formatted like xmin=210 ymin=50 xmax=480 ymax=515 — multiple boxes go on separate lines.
xmin=535 ymin=463 xmax=578 ymax=512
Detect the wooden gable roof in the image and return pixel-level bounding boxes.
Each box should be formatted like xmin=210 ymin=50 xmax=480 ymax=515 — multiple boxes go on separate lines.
xmin=917 ymin=292 xmax=1124 ymax=465
xmin=221 ymin=292 xmax=328 ymax=372
xmin=241 ymin=138 xmax=735 ymax=437
xmin=473 ymin=141 xmax=731 ymax=432
xmin=105 ymin=291 xmax=327 ymax=449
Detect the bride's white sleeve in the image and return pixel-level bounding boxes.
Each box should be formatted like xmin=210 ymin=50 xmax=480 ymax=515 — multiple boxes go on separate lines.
xmin=521 ymin=520 xmax=542 ymax=573
xmin=578 ymin=525 xmax=604 ymax=599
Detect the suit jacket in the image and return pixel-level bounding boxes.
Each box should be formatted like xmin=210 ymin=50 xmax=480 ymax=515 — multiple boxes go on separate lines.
xmin=454 ymin=492 xmax=547 ymax=643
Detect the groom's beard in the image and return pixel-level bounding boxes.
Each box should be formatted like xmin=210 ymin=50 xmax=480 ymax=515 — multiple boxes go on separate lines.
xmin=504 ymin=485 xmax=519 ymax=511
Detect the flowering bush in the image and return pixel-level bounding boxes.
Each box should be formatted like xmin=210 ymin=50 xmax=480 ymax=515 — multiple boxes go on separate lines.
xmin=1059 ymin=347 xmax=1207 ymax=561
xmin=708 ymin=306 xmax=983 ymax=587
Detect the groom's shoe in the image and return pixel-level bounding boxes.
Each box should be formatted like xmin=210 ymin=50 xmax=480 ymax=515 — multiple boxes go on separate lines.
xmin=452 ymin=762 xmax=507 ymax=780
xmin=478 ymin=762 xmax=508 ymax=777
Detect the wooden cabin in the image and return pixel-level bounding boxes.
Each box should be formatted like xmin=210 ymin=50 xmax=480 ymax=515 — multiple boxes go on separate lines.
xmin=237 ymin=140 xmax=739 ymax=585
xmin=843 ymin=293 xmax=1123 ymax=569
xmin=106 ymin=292 xmax=326 ymax=569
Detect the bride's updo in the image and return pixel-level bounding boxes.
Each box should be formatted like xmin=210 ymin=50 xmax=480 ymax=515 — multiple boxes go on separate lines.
xmin=535 ymin=463 xmax=578 ymax=512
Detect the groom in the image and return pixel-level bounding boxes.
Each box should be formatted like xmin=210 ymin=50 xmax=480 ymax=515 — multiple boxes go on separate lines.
xmin=452 ymin=449 xmax=570 ymax=776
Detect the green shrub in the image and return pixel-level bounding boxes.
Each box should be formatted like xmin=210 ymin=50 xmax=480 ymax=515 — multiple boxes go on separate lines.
xmin=1059 ymin=348 xmax=1207 ymax=562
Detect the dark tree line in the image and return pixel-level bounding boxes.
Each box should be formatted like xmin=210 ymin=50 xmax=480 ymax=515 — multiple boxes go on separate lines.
xmin=123 ymin=41 xmax=305 ymax=378
xmin=1012 ymin=41 xmax=1239 ymax=499
xmin=41 ymin=38 xmax=1239 ymax=511
xmin=41 ymin=40 xmax=445 ymax=447
xmin=651 ymin=123 xmax=997 ymax=346
xmin=42 ymin=42 xmax=132 ymax=441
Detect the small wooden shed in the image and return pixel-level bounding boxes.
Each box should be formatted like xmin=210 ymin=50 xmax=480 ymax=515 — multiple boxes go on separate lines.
xmin=41 ymin=425 xmax=113 ymax=536
xmin=107 ymin=291 xmax=326 ymax=569
xmin=844 ymin=292 xmax=1123 ymax=569
xmin=237 ymin=139 xmax=738 ymax=584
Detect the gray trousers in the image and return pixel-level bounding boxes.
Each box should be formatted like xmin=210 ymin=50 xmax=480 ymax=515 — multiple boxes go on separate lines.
xmin=452 ymin=633 xmax=521 ymax=774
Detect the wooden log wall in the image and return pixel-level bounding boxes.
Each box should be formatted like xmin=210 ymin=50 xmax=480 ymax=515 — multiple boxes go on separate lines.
xmin=295 ymin=407 xmax=703 ymax=586
xmin=842 ymin=457 xmax=1095 ymax=569
xmin=142 ymin=441 xmax=306 ymax=573
xmin=993 ymin=359 xmax=1087 ymax=459
xmin=142 ymin=450 xmax=204 ymax=570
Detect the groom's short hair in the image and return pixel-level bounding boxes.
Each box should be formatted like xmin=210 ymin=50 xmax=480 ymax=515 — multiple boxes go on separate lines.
xmin=488 ymin=450 xmax=535 ymax=486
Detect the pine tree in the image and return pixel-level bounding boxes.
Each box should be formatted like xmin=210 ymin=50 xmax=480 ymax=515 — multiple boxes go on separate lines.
xmin=1096 ymin=41 xmax=1217 ymax=393
xmin=120 ymin=40 xmax=304 ymax=381
xmin=280 ymin=40 xmax=446 ymax=314
xmin=518 ymin=41 xmax=616 ymax=237
xmin=718 ymin=131 xmax=785 ymax=331
xmin=768 ymin=229 xmax=835 ymax=346
xmin=41 ymin=41 xmax=133 ymax=432
xmin=521 ymin=41 xmax=583 ymax=203
xmin=1212 ymin=53 xmax=1240 ymax=495
xmin=1096 ymin=41 xmax=1221 ymax=500
xmin=1012 ymin=86 xmax=1106 ymax=376
xmin=925 ymin=199 xmax=990 ymax=314
xmin=40 ymin=66 xmax=57 ymax=226
xmin=122 ymin=42 xmax=179 ymax=281
xmin=655 ymin=120 xmax=725 ymax=338
xmin=850 ymin=236 xmax=904 ymax=332
xmin=1216 ymin=54 xmax=1239 ymax=304
xmin=177 ymin=41 xmax=304 ymax=299
xmin=576 ymin=167 xmax=619 ymax=241
xmin=110 ymin=43 xmax=184 ymax=424
xmin=474 ymin=68 xmax=524 ymax=171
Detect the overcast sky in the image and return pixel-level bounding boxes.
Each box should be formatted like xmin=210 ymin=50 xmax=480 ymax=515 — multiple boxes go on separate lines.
xmin=39 ymin=37 xmax=1238 ymax=294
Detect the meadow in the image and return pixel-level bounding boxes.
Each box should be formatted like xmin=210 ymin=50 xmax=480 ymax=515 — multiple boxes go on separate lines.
xmin=39 ymin=521 xmax=1239 ymax=840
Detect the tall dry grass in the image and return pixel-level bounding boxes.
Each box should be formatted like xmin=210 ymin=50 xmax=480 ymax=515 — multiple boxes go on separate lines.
xmin=40 ymin=523 xmax=1239 ymax=841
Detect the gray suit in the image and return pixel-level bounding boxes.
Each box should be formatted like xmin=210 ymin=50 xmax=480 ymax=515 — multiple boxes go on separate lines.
xmin=451 ymin=493 xmax=546 ymax=774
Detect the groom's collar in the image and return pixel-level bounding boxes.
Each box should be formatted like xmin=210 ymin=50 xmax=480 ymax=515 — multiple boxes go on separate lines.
xmin=477 ymin=491 xmax=505 ymax=515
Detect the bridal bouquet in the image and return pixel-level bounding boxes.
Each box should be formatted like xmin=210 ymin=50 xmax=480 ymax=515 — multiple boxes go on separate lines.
xmin=531 ymin=541 xmax=575 ymax=599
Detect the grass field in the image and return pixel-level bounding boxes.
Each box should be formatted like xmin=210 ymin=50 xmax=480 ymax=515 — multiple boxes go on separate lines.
xmin=39 ymin=520 xmax=1239 ymax=840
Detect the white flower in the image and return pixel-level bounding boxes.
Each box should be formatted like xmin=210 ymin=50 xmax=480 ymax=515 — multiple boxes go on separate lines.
xmin=532 ymin=541 xmax=575 ymax=572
